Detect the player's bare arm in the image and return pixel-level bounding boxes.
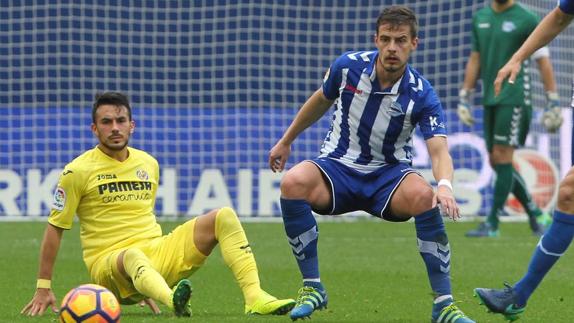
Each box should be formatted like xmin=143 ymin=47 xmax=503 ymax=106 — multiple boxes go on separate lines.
xmin=494 ymin=7 xmax=574 ymax=96
xmin=269 ymin=89 xmax=334 ymax=172
xmin=21 ymin=224 xmax=64 ymax=316
xmin=426 ymin=136 xmax=460 ymax=221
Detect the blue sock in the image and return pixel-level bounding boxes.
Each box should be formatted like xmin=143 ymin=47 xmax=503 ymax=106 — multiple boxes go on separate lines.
xmin=414 ymin=207 xmax=452 ymax=297
xmin=514 ymin=210 xmax=574 ymax=306
xmin=281 ymin=198 xmax=320 ymax=280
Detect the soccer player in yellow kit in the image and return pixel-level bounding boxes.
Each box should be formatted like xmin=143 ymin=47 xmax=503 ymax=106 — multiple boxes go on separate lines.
xmin=21 ymin=92 xmax=295 ymax=318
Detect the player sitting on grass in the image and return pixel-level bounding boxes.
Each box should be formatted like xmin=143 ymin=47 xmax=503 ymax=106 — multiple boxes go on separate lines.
xmin=269 ymin=6 xmax=474 ymax=323
xmin=20 ymin=91 xmax=295 ymax=318
xmin=475 ymin=1 xmax=574 ymax=321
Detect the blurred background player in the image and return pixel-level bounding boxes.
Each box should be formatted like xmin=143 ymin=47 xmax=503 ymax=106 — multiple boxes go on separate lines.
xmin=269 ymin=6 xmax=474 ymax=323
xmin=458 ymin=0 xmax=558 ymax=238
xmin=20 ymin=92 xmax=295 ymax=318
xmin=475 ymin=1 xmax=574 ymax=321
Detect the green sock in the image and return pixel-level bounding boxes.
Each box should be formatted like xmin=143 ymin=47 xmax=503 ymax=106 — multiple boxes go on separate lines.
xmin=512 ymin=169 xmax=542 ymax=219
xmin=488 ymin=163 xmax=514 ymax=229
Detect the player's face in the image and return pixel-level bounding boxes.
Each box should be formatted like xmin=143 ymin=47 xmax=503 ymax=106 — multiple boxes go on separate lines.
xmin=91 ymin=105 xmax=134 ymax=152
xmin=374 ymin=23 xmax=418 ymax=74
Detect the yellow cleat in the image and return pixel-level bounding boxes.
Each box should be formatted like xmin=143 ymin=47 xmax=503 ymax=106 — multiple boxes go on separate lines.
xmin=245 ymin=291 xmax=296 ymax=315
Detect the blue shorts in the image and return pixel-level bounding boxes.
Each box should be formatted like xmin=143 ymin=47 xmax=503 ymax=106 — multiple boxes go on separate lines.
xmin=309 ymin=158 xmax=418 ymax=221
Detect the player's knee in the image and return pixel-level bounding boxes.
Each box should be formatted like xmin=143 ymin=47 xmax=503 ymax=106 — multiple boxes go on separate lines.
xmin=489 ymin=146 xmax=513 ymax=165
xmin=280 ymin=170 xmax=311 ymax=199
xmin=407 ymin=185 xmax=434 ymax=215
xmin=120 ymin=248 xmax=150 ymax=277
xmin=123 ymin=248 xmax=147 ymax=263
xmin=216 ymin=207 xmax=238 ymax=223
xmin=214 ymin=207 xmax=241 ymax=237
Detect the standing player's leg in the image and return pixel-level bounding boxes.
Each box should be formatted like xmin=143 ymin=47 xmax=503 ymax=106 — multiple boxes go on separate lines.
xmin=475 ymin=168 xmax=574 ymax=321
xmin=279 ymin=161 xmax=331 ymax=320
xmin=390 ymin=173 xmax=474 ymax=323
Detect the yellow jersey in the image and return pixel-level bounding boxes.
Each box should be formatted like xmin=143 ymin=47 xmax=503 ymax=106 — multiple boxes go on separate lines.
xmin=49 ymin=146 xmax=162 ymax=274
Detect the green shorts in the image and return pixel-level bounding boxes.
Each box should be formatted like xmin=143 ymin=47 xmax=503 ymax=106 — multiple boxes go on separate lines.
xmin=483 ymin=104 xmax=532 ymax=151
xmin=90 ymin=218 xmax=207 ymax=304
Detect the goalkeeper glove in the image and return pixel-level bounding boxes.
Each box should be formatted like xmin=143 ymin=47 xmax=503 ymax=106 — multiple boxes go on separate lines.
xmin=542 ymin=91 xmax=562 ymax=133
xmin=457 ymin=88 xmax=475 ymax=126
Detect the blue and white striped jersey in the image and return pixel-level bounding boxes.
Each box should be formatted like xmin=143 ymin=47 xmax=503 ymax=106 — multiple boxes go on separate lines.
xmin=319 ymin=50 xmax=447 ymax=172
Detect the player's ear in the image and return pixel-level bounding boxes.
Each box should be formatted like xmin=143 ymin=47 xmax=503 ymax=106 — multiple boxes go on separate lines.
xmin=130 ymin=120 xmax=135 ymax=133
xmin=411 ymin=36 xmax=419 ymax=50
xmin=91 ymin=123 xmax=98 ymax=135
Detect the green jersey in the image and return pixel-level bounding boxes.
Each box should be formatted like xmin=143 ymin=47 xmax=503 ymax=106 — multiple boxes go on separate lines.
xmin=472 ymin=4 xmax=540 ymax=106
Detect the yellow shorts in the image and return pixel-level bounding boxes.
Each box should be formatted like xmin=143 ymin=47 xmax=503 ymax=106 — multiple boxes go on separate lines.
xmin=90 ymin=218 xmax=207 ymax=304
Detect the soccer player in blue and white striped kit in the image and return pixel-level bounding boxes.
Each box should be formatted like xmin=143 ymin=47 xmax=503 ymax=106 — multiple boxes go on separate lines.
xmin=475 ymin=1 xmax=574 ymax=321
xmin=269 ymin=6 xmax=474 ymax=323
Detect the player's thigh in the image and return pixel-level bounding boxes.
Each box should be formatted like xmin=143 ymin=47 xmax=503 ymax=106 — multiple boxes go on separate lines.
xmin=145 ymin=219 xmax=207 ymax=288
xmin=492 ymin=105 xmax=531 ymax=147
xmin=281 ymin=160 xmax=332 ymax=208
xmin=389 ymin=173 xmax=434 ymax=218
xmin=558 ymin=167 xmax=574 ymax=213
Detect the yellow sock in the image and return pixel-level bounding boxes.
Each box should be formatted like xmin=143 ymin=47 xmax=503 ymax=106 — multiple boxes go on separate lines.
xmin=122 ymin=248 xmax=173 ymax=308
xmin=215 ymin=207 xmax=262 ymax=306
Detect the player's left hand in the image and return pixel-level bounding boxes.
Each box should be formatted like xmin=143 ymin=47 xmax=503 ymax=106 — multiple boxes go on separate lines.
xmin=138 ymin=298 xmax=161 ymax=314
xmin=542 ymin=92 xmax=562 ymax=133
xmin=433 ymin=186 xmax=460 ymax=221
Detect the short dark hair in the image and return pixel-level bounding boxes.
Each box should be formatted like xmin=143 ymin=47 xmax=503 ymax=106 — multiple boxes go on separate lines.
xmin=92 ymin=92 xmax=132 ymax=123
xmin=376 ymin=6 xmax=418 ymax=39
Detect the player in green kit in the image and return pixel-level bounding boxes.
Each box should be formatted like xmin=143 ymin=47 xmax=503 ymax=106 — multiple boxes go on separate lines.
xmin=458 ymin=0 xmax=559 ymax=237
xmin=21 ymin=92 xmax=295 ymax=318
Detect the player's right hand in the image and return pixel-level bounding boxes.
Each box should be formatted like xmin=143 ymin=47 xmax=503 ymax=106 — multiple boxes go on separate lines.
xmin=494 ymin=59 xmax=522 ymax=96
xmin=21 ymin=288 xmax=58 ymax=316
xmin=269 ymin=141 xmax=291 ymax=172
xmin=457 ymin=89 xmax=474 ymax=126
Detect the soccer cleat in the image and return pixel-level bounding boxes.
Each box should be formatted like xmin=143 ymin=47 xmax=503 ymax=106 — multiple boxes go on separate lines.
xmin=465 ymin=222 xmax=499 ymax=238
xmin=172 ymin=279 xmax=193 ymax=317
xmin=474 ymin=283 xmax=525 ymax=322
xmin=290 ymin=284 xmax=328 ymax=321
xmin=431 ymin=297 xmax=475 ymax=323
xmin=244 ymin=291 xmax=296 ymax=315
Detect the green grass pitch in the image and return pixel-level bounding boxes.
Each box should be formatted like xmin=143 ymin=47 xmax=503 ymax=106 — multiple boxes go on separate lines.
xmin=2 ymin=219 xmax=574 ymax=322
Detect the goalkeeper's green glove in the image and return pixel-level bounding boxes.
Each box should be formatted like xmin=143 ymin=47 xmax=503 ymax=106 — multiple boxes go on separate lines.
xmin=457 ymin=89 xmax=475 ymax=126
xmin=542 ymin=91 xmax=562 ymax=133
